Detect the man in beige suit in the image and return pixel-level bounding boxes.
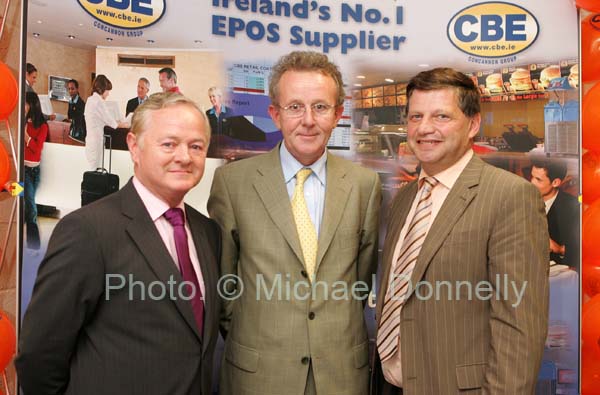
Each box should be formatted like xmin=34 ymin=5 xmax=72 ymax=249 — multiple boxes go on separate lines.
xmin=208 ymin=51 xmax=381 ymax=395
xmin=372 ymin=68 xmax=549 ymax=394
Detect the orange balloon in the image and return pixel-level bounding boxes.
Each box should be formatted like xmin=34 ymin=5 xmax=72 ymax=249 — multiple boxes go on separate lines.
xmin=0 ymin=141 xmax=9 ymax=187
xmin=584 ymin=260 xmax=600 ymax=298
xmin=577 ymin=0 xmax=600 ymax=13
xmin=583 ymin=199 xmax=600 ymax=261
xmin=582 ymin=14 xmax=600 ymax=82
xmin=0 ymin=61 xmax=18 ymax=120
xmin=583 ymin=82 xmax=600 ymax=151
xmin=0 ymin=310 xmax=16 ymax=371
xmin=583 ymin=150 xmax=600 ymax=204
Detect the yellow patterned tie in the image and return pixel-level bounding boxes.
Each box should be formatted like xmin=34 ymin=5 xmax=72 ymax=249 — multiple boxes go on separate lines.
xmin=292 ymin=168 xmax=318 ymax=280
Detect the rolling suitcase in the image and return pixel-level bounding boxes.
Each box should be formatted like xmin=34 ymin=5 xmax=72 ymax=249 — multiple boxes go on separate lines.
xmin=81 ymin=134 xmax=119 ymax=206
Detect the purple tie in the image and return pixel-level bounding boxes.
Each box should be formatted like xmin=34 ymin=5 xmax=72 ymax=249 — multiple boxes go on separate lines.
xmin=164 ymin=207 xmax=204 ymax=333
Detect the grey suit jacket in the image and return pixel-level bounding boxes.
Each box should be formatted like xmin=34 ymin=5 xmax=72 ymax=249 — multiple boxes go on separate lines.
xmin=374 ymin=155 xmax=549 ymax=395
xmin=208 ymin=146 xmax=382 ymax=395
xmin=17 ymin=180 xmax=221 ymax=395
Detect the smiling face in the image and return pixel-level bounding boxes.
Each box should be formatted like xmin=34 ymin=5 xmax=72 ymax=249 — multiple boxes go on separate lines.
xmin=407 ymin=88 xmax=480 ymax=175
xmin=268 ymin=70 xmax=343 ymax=166
xmin=159 ymin=72 xmax=175 ymax=92
xmin=127 ymin=104 xmax=208 ymax=206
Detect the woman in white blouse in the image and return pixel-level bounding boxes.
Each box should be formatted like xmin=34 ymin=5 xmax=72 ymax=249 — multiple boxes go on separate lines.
xmin=84 ymin=75 xmax=127 ymax=170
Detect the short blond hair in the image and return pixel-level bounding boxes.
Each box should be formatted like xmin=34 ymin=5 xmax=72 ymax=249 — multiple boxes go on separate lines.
xmin=130 ymin=92 xmax=210 ymax=141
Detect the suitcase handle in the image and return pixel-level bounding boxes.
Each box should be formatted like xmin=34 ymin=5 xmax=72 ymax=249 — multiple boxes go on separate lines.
xmin=102 ymin=134 xmax=112 ymax=173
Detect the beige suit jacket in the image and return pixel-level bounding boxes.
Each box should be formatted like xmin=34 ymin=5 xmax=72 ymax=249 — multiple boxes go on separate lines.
xmin=208 ymin=146 xmax=382 ymax=395
xmin=374 ymin=155 xmax=549 ymax=395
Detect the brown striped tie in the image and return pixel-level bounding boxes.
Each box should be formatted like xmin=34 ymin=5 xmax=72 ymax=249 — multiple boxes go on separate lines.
xmin=377 ymin=177 xmax=438 ymax=363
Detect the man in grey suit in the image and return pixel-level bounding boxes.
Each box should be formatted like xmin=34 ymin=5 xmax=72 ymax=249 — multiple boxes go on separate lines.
xmin=17 ymin=92 xmax=221 ymax=395
xmin=372 ymin=68 xmax=549 ymax=394
xmin=208 ymin=51 xmax=381 ymax=395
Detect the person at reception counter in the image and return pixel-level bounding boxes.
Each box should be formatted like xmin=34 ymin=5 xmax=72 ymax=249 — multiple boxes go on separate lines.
xmin=159 ymin=67 xmax=181 ymax=93
xmin=126 ymin=77 xmax=150 ymax=116
xmin=530 ymin=160 xmax=580 ymax=270
xmin=64 ymin=79 xmax=86 ymax=143
xmin=208 ymin=51 xmax=381 ymax=395
xmin=206 ymin=86 xmax=234 ymax=136
xmin=26 ymin=62 xmax=56 ymax=121
xmin=84 ymin=74 xmax=128 ymax=170
xmin=16 ymin=92 xmax=222 ymax=395
xmin=372 ymin=67 xmax=549 ymax=395
xmin=24 ymin=92 xmax=48 ymax=251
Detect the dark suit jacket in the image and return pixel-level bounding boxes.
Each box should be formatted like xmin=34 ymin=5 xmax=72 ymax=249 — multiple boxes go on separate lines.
xmin=68 ymin=95 xmax=86 ymax=142
xmin=373 ymin=155 xmax=549 ymax=395
xmin=548 ymin=190 xmax=580 ymax=269
xmin=206 ymin=105 xmax=234 ymax=136
xmin=126 ymin=97 xmax=143 ymax=116
xmin=16 ymin=180 xmax=221 ymax=395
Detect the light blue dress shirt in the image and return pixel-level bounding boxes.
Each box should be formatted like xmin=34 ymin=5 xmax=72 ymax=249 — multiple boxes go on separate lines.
xmin=280 ymin=143 xmax=327 ymax=237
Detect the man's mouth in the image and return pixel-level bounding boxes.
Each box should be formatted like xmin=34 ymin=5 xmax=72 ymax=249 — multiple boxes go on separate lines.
xmin=417 ymin=139 xmax=442 ymax=145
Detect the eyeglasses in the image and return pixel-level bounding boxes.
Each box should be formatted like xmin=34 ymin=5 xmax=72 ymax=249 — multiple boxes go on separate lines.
xmin=278 ymin=103 xmax=336 ymax=118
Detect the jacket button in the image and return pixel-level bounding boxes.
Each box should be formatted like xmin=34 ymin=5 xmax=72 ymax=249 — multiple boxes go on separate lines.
xmin=301 ymin=356 xmax=310 ymax=365
xmin=301 ymin=270 xmax=308 ymax=278
xmin=308 ymin=312 xmax=315 ymax=320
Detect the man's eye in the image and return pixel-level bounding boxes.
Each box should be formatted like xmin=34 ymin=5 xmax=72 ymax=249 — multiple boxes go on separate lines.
xmin=313 ymin=104 xmax=327 ymax=110
xmin=288 ymin=104 xmax=303 ymax=111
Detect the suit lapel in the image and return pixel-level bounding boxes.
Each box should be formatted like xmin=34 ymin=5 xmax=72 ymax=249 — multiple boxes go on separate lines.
xmin=120 ymin=181 xmax=203 ymax=343
xmin=405 ymin=156 xmax=483 ymax=300
xmin=316 ymin=154 xmax=352 ymax=272
xmin=376 ymin=181 xmax=418 ymax=320
xmin=253 ymin=147 xmax=305 ymax=265
xmin=187 ymin=207 xmax=217 ymax=356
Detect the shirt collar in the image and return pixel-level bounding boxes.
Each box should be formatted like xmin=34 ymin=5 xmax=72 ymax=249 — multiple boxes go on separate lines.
xmin=132 ymin=177 xmax=185 ymax=221
xmin=70 ymin=95 xmax=79 ymax=104
xmin=419 ymin=149 xmax=473 ymax=190
xmin=280 ymin=143 xmax=327 ymax=186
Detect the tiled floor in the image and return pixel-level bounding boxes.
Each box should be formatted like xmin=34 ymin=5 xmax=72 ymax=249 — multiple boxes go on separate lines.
xmin=21 ymin=215 xmax=59 ymax=318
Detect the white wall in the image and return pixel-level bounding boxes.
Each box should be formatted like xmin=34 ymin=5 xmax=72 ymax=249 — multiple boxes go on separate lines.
xmin=95 ymin=47 xmax=225 ymax=119
xmin=36 ymin=143 xmax=224 ymax=216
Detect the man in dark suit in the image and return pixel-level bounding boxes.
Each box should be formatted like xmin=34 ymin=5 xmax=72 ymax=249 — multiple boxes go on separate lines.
xmin=126 ymin=77 xmax=150 ymax=116
xmin=17 ymin=92 xmax=221 ymax=395
xmin=373 ymin=68 xmax=548 ymax=394
xmin=531 ymin=160 xmax=580 ymax=269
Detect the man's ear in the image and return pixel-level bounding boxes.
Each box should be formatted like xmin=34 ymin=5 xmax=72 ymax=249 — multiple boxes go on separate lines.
xmin=127 ymin=132 xmax=139 ymax=164
xmin=551 ymin=178 xmax=563 ymax=188
xmin=268 ymin=104 xmax=282 ymax=130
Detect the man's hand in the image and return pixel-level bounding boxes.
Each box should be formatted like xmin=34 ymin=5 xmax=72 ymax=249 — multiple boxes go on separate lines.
xmin=549 ymin=238 xmax=565 ymax=256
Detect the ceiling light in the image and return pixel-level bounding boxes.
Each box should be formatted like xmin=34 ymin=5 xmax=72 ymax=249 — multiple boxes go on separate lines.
xmin=418 ymin=64 xmax=430 ymax=68
xmin=353 ymin=83 xmax=362 ymax=87
xmin=67 ymin=34 xmax=75 ymax=39
xmin=78 ymin=23 xmax=84 ymax=26
xmin=32 ymin=32 xmax=40 ymax=37
xmin=385 ymin=78 xmax=394 ymax=83
xmin=356 ymin=75 xmax=366 ymax=79
xmin=106 ymin=37 xmax=113 ymax=42
xmin=36 ymin=20 xmax=42 ymax=24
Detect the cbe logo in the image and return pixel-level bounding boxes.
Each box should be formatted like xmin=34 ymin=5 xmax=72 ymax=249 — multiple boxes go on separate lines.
xmin=447 ymin=1 xmax=539 ymax=58
xmin=77 ymin=0 xmax=166 ymax=29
